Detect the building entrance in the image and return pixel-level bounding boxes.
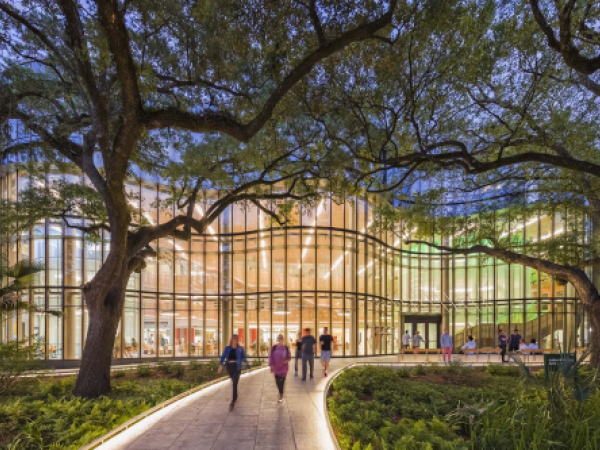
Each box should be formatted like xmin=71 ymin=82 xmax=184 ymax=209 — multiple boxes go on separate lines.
xmin=403 ymin=315 xmax=442 ymax=349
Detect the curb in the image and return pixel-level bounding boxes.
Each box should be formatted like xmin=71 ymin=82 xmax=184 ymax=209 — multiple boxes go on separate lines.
xmin=79 ymin=365 xmax=267 ymax=450
xmin=323 ymin=364 xmax=361 ymax=450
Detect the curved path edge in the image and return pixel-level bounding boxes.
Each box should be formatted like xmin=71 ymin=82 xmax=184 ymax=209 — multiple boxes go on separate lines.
xmin=80 ymin=366 xmax=267 ymax=450
xmin=85 ymin=356 xmax=444 ymax=450
xmin=322 ymin=365 xmax=358 ymax=450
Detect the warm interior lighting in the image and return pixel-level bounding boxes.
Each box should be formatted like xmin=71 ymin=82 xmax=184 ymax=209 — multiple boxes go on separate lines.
xmin=298 ymin=199 xmax=323 ymax=268
xmin=323 ymin=250 xmax=349 ymax=279
xmin=194 ymin=204 xmax=218 ymax=240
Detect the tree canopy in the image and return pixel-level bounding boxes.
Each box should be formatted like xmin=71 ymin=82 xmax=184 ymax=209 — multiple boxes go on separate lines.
xmin=3 ymin=0 xmax=600 ymax=385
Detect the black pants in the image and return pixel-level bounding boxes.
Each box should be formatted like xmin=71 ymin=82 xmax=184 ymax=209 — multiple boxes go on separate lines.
xmin=275 ymin=376 xmax=286 ymax=395
xmin=508 ymin=345 xmax=519 ymax=352
xmin=295 ymin=349 xmax=302 ymax=372
xmin=302 ymin=353 xmax=314 ymax=379
xmin=500 ymin=345 xmax=507 ymax=362
xmin=226 ymin=363 xmax=241 ymax=402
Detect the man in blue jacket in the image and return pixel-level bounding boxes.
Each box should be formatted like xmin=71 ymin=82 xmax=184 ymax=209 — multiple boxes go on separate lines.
xmin=218 ymin=335 xmax=248 ymax=409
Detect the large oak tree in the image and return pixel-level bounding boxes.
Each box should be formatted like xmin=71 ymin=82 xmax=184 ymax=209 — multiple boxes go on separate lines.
xmin=0 ymin=0 xmax=400 ymax=397
xmin=304 ymin=0 xmax=600 ymax=363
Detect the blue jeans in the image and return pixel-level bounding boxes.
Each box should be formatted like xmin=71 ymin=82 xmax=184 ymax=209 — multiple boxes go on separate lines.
xmin=302 ymin=353 xmax=314 ymax=379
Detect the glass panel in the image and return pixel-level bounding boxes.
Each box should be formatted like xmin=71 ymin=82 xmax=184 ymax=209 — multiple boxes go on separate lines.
xmin=142 ymin=310 xmax=157 ymax=357
xmin=123 ymin=308 xmax=140 ymax=358
xmin=174 ymin=310 xmax=189 ymax=356
xmin=332 ymin=309 xmax=344 ymax=356
xmin=205 ymin=298 xmax=218 ymax=355
xmin=428 ymin=324 xmax=438 ymax=349
xmin=191 ymin=297 xmax=203 ymax=356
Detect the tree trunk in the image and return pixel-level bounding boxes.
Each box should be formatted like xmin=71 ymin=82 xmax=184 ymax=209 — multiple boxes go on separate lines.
xmin=586 ymin=302 xmax=600 ymax=368
xmin=72 ymin=272 xmax=129 ymax=398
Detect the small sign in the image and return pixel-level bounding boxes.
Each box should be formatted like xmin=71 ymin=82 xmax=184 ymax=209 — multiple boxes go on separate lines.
xmin=544 ymin=353 xmax=576 ymax=382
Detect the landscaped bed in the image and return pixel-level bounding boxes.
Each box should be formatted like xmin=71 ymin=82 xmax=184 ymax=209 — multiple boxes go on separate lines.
xmin=0 ymin=360 xmax=236 ymax=449
xmin=328 ymin=363 xmax=600 ymax=450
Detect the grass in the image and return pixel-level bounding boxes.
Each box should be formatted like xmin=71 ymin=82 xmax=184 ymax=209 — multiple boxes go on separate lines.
xmin=328 ymin=363 xmax=600 ymax=450
xmin=0 ymin=360 xmax=224 ymax=450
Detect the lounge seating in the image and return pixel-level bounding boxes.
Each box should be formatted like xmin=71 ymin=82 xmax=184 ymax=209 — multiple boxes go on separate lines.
xmin=398 ymin=348 xmax=441 ymax=362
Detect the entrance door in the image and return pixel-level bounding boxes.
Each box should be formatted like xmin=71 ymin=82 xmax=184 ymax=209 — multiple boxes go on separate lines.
xmin=403 ymin=316 xmax=441 ymax=349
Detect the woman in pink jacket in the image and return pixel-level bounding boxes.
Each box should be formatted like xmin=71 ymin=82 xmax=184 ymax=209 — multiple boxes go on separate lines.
xmin=269 ymin=333 xmax=292 ymax=403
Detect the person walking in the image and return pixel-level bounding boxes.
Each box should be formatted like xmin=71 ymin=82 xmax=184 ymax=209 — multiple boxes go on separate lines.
xmin=401 ymin=331 xmax=411 ymax=349
xmin=218 ymin=334 xmax=248 ymax=409
xmin=269 ymin=334 xmax=291 ymax=404
xmin=320 ymin=327 xmax=334 ymax=377
xmin=441 ymin=328 xmax=453 ymax=362
xmin=301 ymin=328 xmax=316 ymax=381
xmin=413 ymin=330 xmax=424 ymax=354
xmin=294 ymin=332 xmax=303 ymax=377
xmin=498 ymin=329 xmax=507 ymax=363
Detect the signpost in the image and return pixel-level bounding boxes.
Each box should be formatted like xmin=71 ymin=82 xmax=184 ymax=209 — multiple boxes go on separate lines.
xmin=544 ymin=353 xmax=576 ymax=382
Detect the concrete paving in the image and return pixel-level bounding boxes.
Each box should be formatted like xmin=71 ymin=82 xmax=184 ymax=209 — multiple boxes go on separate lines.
xmin=96 ymin=356 xmax=398 ymax=450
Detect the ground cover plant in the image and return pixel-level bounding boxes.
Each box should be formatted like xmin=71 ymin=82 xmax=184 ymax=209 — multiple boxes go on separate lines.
xmin=328 ymin=363 xmax=600 ymax=450
xmin=0 ymin=360 xmax=223 ymax=449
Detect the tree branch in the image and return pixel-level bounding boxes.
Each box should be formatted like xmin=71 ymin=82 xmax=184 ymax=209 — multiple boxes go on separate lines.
xmin=94 ymin=0 xmax=141 ymax=118
xmin=0 ymin=2 xmax=70 ymax=68
xmin=143 ymin=0 xmax=398 ymax=142
xmin=529 ymin=0 xmax=600 ymax=75
xmin=308 ymin=0 xmax=327 ymax=46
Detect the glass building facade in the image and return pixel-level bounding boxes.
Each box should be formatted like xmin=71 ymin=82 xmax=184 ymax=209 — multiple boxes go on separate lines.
xmin=0 ymin=166 xmax=594 ymax=365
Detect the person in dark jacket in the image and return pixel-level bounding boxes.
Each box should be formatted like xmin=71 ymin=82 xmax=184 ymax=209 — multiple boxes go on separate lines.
xmin=218 ymin=334 xmax=248 ymax=409
xmin=301 ymin=328 xmax=316 ymax=381
xmin=498 ymin=329 xmax=507 ymax=363
xmin=294 ymin=332 xmax=303 ymax=377
xmin=508 ymin=329 xmax=522 ymax=352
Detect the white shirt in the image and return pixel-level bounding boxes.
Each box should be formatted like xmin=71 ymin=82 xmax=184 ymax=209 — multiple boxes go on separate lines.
xmin=520 ymin=343 xmax=530 ymax=354
xmin=402 ymin=334 xmax=411 ymax=346
xmin=528 ymin=343 xmax=539 ymax=351
xmin=462 ymin=341 xmax=477 ymax=355
xmin=413 ymin=334 xmax=424 ymax=346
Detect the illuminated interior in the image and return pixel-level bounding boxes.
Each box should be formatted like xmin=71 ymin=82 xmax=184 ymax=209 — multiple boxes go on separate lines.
xmin=0 ymin=168 xmax=591 ymax=362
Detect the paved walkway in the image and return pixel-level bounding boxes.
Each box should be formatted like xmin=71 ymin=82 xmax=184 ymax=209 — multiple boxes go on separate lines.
xmin=97 ymin=356 xmax=397 ymax=450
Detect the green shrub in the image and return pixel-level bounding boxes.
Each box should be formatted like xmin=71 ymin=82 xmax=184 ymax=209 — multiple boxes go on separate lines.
xmin=113 ymin=369 xmax=126 ymax=378
xmin=136 ymin=364 xmax=152 ymax=377
xmin=171 ymin=363 xmax=185 ymax=377
xmin=188 ymin=360 xmax=202 ymax=371
xmin=425 ymin=363 xmax=445 ymax=374
xmin=0 ymin=340 xmax=44 ymax=395
xmin=396 ymin=368 xmax=410 ymax=378
xmin=411 ymin=364 xmax=426 ymax=376
xmin=329 ymin=365 xmax=600 ymax=450
xmin=251 ymin=358 xmax=264 ymax=367
xmin=379 ymin=417 xmax=468 ymax=449
xmin=485 ymin=364 xmax=520 ymax=377
xmin=184 ymin=360 xmax=220 ymax=383
xmin=157 ymin=361 xmax=174 ymax=374
xmin=442 ymin=360 xmax=475 ymax=384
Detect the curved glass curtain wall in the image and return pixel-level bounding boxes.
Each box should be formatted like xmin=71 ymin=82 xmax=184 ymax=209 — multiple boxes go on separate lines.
xmin=0 ymin=167 xmax=592 ymax=361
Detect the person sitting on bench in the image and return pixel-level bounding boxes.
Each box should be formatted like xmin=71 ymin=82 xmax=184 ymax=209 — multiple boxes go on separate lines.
xmin=461 ymin=336 xmax=477 ymax=355
xmin=528 ymin=338 xmax=540 ymax=355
